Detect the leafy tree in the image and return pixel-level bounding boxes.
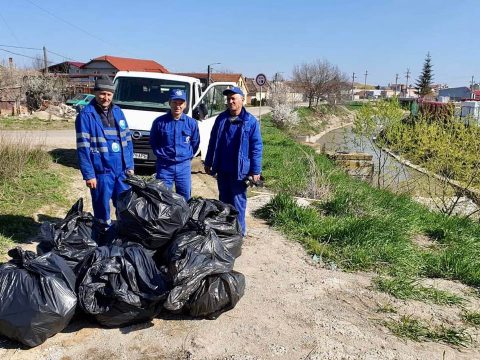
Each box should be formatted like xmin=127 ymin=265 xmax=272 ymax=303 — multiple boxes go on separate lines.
xmin=415 ymin=53 xmax=434 ymax=97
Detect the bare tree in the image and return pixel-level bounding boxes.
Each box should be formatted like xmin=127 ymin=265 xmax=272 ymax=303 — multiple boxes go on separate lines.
xmin=292 ymin=62 xmax=316 ymax=107
xmin=292 ymin=59 xmax=349 ymax=107
xmin=30 ymin=55 xmax=45 ymax=72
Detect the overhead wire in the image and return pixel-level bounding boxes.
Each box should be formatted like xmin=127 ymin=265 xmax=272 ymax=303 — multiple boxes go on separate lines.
xmin=25 ymin=0 xmax=132 ymax=56
xmin=0 ymin=44 xmax=42 ymax=51
xmin=0 ymin=48 xmax=54 ymax=64
xmin=0 ymin=13 xmax=21 ymax=46
xmin=0 ymin=44 xmax=81 ymax=63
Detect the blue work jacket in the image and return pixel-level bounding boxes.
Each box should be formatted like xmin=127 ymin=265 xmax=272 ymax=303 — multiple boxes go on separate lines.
xmin=149 ymin=112 xmax=200 ymax=163
xmin=75 ymin=101 xmax=134 ymax=180
xmin=204 ymin=107 xmax=263 ymax=180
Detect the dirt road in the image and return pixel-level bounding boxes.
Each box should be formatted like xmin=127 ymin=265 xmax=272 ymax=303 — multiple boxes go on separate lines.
xmin=1 ymin=157 xmax=479 ymax=360
xmin=2 ymin=108 xmax=480 ymax=359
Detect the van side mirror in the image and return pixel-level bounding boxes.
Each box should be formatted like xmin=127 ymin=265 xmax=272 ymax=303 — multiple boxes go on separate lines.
xmin=193 ymin=103 xmax=208 ymax=120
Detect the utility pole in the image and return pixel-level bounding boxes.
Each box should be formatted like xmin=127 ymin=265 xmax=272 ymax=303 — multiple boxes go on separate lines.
xmin=207 ymin=65 xmax=211 ymax=87
xmin=471 ymin=75 xmax=475 ymax=97
xmin=394 ymin=73 xmax=399 ymax=96
xmin=351 ymin=72 xmax=356 ymax=100
xmin=206 ymin=62 xmax=220 ymax=87
xmin=43 ymin=46 xmax=48 ymax=74
xmin=363 ymin=70 xmax=368 ymax=99
xmin=405 ymin=68 xmax=410 ymax=98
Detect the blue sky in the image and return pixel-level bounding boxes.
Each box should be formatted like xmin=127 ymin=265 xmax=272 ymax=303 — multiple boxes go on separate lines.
xmin=1 ymin=0 xmax=479 ymax=87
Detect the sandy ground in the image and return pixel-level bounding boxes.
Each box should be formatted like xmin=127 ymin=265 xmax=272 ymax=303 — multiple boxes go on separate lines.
xmin=1 ymin=158 xmax=480 ymax=360
xmin=2 ymin=111 xmax=480 ymax=359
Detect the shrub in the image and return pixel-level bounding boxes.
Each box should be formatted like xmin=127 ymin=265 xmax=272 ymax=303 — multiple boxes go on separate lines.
xmin=271 ymin=104 xmax=299 ymax=129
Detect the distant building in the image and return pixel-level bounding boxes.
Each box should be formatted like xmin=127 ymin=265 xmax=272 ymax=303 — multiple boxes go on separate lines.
xmin=438 ymin=87 xmax=473 ymax=101
xmin=244 ymin=77 xmax=270 ymax=104
xmin=47 ymin=61 xmax=85 ymax=75
xmin=176 ymin=72 xmax=247 ymax=96
xmin=48 ymin=55 xmax=168 ymax=86
xmin=81 ymin=55 xmax=168 ymax=79
xmin=47 ymin=55 xmax=169 ymax=94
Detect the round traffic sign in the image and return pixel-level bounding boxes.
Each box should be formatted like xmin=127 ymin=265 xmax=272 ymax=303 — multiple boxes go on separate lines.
xmin=255 ymin=73 xmax=267 ymax=87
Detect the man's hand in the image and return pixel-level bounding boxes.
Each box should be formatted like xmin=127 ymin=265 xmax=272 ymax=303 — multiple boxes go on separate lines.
xmin=86 ymin=178 xmax=97 ymax=189
xmin=126 ymin=169 xmax=134 ymax=177
xmin=204 ymin=166 xmax=211 ymax=175
xmin=252 ymin=174 xmax=261 ymax=182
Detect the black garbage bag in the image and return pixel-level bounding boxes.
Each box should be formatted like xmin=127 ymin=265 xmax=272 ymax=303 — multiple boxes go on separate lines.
xmin=116 ymin=176 xmax=191 ymax=249
xmin=0 ymin=248 xmax=77 ymax=347
xmin=164 ymin=235 xmax=234 ymax=312
xmin=76 ymin=243 xmax=170 ymax=327
xmin=37 ymin=198 xmax=99 ymax=271
xmin=165 ymin=228 xmax=234 ymax=268
xmin=185 ymin=271 xmax=245 ymax=318
xmin=188 ymin=198 xmax=243 ymax=258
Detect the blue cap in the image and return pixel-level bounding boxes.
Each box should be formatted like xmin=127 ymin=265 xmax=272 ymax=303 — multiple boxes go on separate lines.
xmin=170 ymin=89 xmax=187 ymax=101
xmin=223 ymin=86 xmax=244 ymax=97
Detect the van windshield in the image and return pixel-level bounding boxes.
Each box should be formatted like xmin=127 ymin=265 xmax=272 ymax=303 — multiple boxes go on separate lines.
xmin=113 ymin=77 xmax=190 ymax=112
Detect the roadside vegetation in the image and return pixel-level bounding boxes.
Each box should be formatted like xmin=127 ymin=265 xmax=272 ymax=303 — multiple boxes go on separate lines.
xmin=257 ymin=113 xmax=480 ymax=346
xmin=384 ymin=315 xmax=471 ymax=346
xmin=354 ymin=98 xmax=480 ymax=216
xmin=0 ymin=134 xmax=69 ymax=258
xmin=0 ymin=116 xmax=74 ymax=130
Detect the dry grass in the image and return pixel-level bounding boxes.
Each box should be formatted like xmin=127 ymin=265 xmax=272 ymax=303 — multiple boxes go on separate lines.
xmin=0 ymin=133 xmax=50 ymax=181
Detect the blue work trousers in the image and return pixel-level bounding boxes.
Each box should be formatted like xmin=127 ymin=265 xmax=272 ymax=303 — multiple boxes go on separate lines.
xmin=156 ymin=160 xmax=192 ymax=201
xmin=217 ymin=172 xmax=247 ymax=236
xmin=90 ymin=151 xmax=129 ymax=224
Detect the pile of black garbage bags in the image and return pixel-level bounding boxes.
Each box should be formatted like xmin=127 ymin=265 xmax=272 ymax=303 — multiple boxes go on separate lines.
xmin=0 ymin=176 xmax=245 ymax=347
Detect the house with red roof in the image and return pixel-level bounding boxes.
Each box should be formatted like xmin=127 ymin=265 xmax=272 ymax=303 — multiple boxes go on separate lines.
xmin=47 ymin=55 xmax=169 ymax=94
xmin=82 ymin=55 xmax=169 ymax=77
xmin=47 ymin=61 xmax=85 ymax=75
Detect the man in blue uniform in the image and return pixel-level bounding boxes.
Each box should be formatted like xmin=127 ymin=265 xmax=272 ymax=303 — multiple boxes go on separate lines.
xmin=150 ymin=89 xmax=200 ymax=201
xmin=204 ymin=86 xmax=263 ymax=236
xmin=75 ymin=76 xmax=134 ymax=225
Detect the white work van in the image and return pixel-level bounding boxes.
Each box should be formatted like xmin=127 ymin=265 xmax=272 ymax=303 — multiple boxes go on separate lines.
xmin=113 ymin=71 xmax=236 ymax=166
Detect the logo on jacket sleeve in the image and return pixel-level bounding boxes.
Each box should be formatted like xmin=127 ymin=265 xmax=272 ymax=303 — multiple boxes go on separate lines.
xmin=111 ymin=142 xmax=121 ymax=152
xmin=185 ymin=136 xmax=190 ymax=144
xmin=119 ymin=119 xmax=127 ymax=130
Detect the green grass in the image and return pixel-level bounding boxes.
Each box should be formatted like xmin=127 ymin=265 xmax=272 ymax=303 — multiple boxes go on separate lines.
xmin=290 ymin=105 xmax=349 ymax=136
xmin=373 ymin=277 xmax=464 ymax=305
xmin=344 ymin=101 xmax=365 ymax=111
xmin=258 ymin=114 xmax=480 ymax=289
xmin=462 ymin=311 xmax=480 ymax=327
xmin=385 ymin=316 xmax=471 ymax=346
xmin=0 ymin=116 xmax=75 ymax=130
xmin=0 ymin=140 xmax=70 ymax=259
xmin=376 ymin=302 xmax=397 ymax=314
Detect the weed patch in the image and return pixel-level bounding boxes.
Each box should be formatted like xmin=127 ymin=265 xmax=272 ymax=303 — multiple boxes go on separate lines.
xmin=462 ymin=311 xmax=480 ymax=327
xmin=0 ymin=138 xmax=69 ymax=258
xmin=384 ymin=316 xmax=471 ymax=346
xmin=373 ymin=276 xmax=464 ymax=305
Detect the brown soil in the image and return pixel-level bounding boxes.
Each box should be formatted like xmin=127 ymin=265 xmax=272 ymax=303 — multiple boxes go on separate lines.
xmin=2 ymin=159 xmax=480 ymax=360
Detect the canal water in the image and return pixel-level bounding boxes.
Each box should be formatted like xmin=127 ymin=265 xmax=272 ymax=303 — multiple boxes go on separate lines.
xmin=315 ymin=125 xmax=437 ymax=196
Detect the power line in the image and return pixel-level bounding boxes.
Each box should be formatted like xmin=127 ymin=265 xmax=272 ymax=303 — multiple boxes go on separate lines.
xmin=0 ymin=13 xmax=21 ymax=46
xmin=46 ymin=49 xmax=77 ymax=62
xmin=0 ymin=43 xmax=80 ymax=62
xmin=0 ymin=47 xmax=54 ymax=64
xmin=25 ymin=0 xmax=130 ymax=55
xmin=0 ymin=44 xmax=42 ymax=51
